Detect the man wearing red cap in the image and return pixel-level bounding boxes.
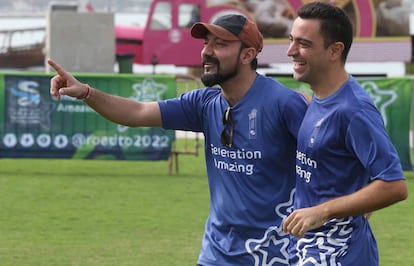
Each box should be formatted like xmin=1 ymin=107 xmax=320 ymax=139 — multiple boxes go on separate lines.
xmin=48 ymin=14 xmax=308 ymax=266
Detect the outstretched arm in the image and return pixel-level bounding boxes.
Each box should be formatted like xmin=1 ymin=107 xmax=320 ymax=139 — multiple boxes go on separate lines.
xmin=283 ymin=179 xmax=407 ymax=238
xmin=48 ymin=58 xmax=162 ymax=127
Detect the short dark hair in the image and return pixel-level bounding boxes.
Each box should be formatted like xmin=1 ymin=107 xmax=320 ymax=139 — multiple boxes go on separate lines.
xmin=297 ymin=2 xmax=353 ymax=63
xmin=251 ymin=58 xmax=258 ymax=70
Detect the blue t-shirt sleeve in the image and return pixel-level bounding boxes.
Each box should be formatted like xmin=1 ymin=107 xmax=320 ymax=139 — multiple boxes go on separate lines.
xmin=158 ymin=88 xmax=219 ymax=132
xmin=346 ymin=109 xmax=404 ymax=181
xmin=158 ymin=90 xmax=203 ymax=131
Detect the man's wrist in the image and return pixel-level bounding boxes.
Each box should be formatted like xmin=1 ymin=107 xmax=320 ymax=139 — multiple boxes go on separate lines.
xmin=77 ymin=84 xmax=92 ymax=100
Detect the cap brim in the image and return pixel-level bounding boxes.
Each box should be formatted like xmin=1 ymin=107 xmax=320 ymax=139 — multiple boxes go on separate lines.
xmin=191 ymin=22 xmax=239 ymax=41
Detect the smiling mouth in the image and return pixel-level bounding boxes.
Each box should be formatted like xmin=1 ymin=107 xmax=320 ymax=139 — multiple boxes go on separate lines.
xmin=293 ymin=60 xmax=306 ymax=67
xmin=292 ymin=60 xmax=307 ymax=73
xmin=204 ymin=63 xmax=217 ymax=73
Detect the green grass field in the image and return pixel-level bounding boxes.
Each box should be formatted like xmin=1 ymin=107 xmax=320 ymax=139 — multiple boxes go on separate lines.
xmin=0 ymin=142 xmax=412 ymax=266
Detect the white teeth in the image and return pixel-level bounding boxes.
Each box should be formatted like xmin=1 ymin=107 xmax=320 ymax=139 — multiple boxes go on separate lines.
xmin=204 ymin=63 xmax=217 ymax=73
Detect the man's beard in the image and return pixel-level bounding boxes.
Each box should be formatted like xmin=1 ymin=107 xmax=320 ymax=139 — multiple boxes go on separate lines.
xmin=200 ymin=55 xmax=239 ymax=87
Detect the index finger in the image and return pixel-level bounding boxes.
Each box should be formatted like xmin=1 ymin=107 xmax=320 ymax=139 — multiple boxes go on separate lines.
xmin=47 ymin=58 xmax=67 ymax=76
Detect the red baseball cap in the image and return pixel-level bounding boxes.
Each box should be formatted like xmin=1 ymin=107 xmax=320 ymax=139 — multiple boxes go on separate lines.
xmin=190 ymin=14 xmax=263 ymax=53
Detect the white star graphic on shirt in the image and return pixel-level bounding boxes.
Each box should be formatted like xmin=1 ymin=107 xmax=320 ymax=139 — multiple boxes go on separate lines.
xmin=296 ymin=218 xmax=352 ymax=266
xmin=245 ymin=189 xmax=296 ymax=266
xmin=246 ymin=226 xmax=290 ymax=266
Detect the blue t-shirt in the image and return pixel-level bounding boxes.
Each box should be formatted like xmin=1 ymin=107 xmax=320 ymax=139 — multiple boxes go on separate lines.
xmin=159 ymin=74 xmax=308 ymax=265
xmin=291 ymin=76 xmax=404 ymax=265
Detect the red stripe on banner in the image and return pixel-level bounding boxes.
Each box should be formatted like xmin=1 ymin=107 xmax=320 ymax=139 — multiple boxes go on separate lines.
xmin=354 ymin=0 xmax=375 ymax=37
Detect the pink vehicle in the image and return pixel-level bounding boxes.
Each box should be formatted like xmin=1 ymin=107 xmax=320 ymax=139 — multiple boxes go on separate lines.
xmin=115 ymin=0 xmax=412 ymax=69
xmin=115 ymin=0 xmax=251 ymax=67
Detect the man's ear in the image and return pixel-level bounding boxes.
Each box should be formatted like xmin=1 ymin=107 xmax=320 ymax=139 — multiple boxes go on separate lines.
xmin=329 ymin=42 xmax=345 ymax=61
xmin=241 ymin=47 xmax=257 ymax=65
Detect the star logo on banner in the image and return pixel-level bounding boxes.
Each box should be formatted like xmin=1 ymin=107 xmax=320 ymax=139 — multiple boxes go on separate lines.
xmin=360 ymin=81 xmax=397 ymax=127
xmin=131 ymin=77 xmax=167 ymax=102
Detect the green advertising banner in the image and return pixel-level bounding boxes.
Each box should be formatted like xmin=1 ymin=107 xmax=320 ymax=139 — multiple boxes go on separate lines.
xmin=278 ymin=77 xmax=413 ymax=170
xmin=0 ymin=72 xmax=176 ymax=160
xmin=0 ymin=73 xmax=412 ymax=169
